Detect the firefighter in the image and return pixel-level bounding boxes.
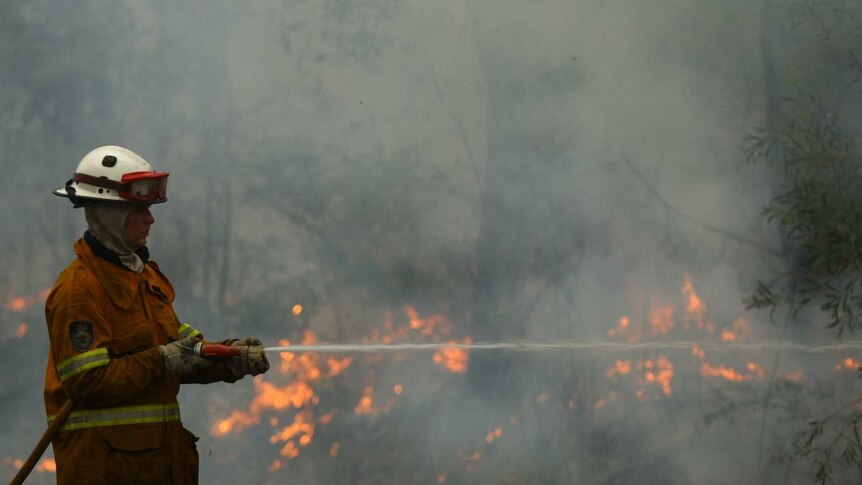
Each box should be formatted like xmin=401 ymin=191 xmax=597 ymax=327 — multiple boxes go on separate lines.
xmin=45 ymin=145 xmax=270 ymax=484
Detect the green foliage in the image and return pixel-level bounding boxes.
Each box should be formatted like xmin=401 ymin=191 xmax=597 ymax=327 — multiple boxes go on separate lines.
xmin=744 ymin=4 xmax=862 ymax=483
xmin=746 ymin=96 xmax=862 ymax=336
xmin=795 ymin=398 xmax=862 ymax=485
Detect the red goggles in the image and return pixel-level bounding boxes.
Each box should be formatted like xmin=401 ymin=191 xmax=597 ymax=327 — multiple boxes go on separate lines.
xmin=73 ymin=171 xmax=169 ymax=203
xmin=120 ymin=171 xmax=169 ymax=202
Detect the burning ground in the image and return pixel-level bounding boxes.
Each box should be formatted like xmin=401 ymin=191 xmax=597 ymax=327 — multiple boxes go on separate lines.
xmin=2 ymin=0 xmax=862 ymax=484
xmin=181 ymin=276 xmax=861 ymax=484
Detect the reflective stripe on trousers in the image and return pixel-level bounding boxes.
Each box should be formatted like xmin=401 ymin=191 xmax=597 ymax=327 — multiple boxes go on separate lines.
xmin=48 ymin=403 xmax=180 ymax=432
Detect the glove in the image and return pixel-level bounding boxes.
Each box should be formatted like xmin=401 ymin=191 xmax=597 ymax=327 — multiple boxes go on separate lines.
xmin=158 ymin=336 xmax=214 ymax=377
xmin=225 ymin=337 xmax=270 ymax=377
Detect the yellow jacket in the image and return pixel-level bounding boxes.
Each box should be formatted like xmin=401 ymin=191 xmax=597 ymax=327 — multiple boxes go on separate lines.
xmin=44 ymin=234 xmax=235 ymax=485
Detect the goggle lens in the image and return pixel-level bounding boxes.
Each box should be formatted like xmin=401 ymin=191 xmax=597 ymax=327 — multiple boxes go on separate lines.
xmin=128 ymin=178 xmax=167 ymax=199
xmin=120 ymin=172 xmax=169 ymax=202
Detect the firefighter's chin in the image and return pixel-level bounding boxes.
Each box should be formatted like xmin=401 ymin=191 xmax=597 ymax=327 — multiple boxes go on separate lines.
xmin=131 ymin=232 xmax=149 ymax=249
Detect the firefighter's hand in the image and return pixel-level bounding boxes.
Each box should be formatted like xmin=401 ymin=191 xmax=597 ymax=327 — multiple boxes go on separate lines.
xmin=158 ymin=336 xmax=214 ymax=377
xmin=225 ymin=337 xmax=270 ymax=377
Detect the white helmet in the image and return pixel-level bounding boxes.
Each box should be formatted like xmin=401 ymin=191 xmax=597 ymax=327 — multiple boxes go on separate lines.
xmin=54 ymin=145 xmax=169 ymax=207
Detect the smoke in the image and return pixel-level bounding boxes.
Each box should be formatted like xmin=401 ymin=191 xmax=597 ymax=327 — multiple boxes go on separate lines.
xmin=1 ymin=0 xmax=860 ymax=484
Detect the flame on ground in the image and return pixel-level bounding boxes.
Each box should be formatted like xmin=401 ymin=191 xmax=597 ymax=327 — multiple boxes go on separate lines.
xmin=649 ymin=302 xmax=674 ymax=336
xmin=5 ymin=289 xmax=50 ymax=312
xmin=270 ymin=409 xmax=315 ymax=458
xmin=1 ymin=457 xmax=55 ymax=474
xmin=783 ymin=369 xmax=804 ymax=381
xmin=432 ymin=337 xmax=471 ymax=373
xmin=720 ymin=317 xmax=750 ymax=343
xmin=700 ymin=362 xmax=765 ymax=382
xmin=36 ymin=458 xmax=56 ymax=473
xmin=354 ymin=386 xmax=375 ymax=415
xmin=2 ymin=457 xmax=23 ymax=470
xmin=212 ymin=306 xmax=470 ymax=468
xmin=607 ymin=315 xmax=640 ymax=343
xmin=640 ymin=356 xmax=674 ymax=395
xmin=604 ymin=273 xmax=795 ymax=399
xmin=835 ymin=357 xmax=862 ymax=371
xmin=682 ymin=273 xmax=711 ymax=332
xmin=485 ymin=427 xmax=503 ymax=444
xmin=609 ymin=274 xmax=716 ymax=344
xmin=212 ymin=330 xmax=350 ymax=439
xmin=406 ymin=305 xmax=452 ymax=336
xmin=606 ymin=360 xmax=632 ymax=377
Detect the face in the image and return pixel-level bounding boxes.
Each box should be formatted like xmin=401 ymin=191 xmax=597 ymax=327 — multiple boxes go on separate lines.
xmin=125 ymin=205 xmax=155 ymax=249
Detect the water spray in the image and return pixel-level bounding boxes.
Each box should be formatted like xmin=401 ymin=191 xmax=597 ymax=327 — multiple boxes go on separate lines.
xmin=193 ymin=340 xmax=862 ymax=360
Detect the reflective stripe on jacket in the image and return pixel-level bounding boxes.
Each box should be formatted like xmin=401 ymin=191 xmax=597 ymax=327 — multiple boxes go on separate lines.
xmin=43 ymin=237 xmax=235 ymax=485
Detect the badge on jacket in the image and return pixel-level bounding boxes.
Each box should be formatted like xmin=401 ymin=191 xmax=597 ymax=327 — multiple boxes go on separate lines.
xmin=69 ymin=321 xmax=95 ymax=351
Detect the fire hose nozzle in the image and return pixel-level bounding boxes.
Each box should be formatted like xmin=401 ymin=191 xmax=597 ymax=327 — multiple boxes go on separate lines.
xmin=193 ymin=342 xmax=243 ymax=360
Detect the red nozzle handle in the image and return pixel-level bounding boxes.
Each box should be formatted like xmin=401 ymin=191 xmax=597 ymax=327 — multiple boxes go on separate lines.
xmin=196 ymin=343 xmax=242 ymax=360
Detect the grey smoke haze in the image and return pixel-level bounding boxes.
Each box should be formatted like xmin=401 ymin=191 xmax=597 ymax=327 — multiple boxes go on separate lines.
xmin=1 ymin=0 xmax=860 ymax=484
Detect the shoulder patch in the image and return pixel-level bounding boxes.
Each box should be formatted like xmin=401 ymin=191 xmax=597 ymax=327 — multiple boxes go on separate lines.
xmin=69 ymin=321 xmax=95 ymax=352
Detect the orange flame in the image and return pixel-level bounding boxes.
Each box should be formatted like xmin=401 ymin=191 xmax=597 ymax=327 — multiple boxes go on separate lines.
xmin=682 ymin=273 xmax=712 ymax=332
xmin=746 ymin=362 xmax=765 ymax=380
xmin=0 ymin=457 xmax=52 ymax=473
xmin=604 ymin=274 xmax=777 ymax=404
xmin=215 ymin=305 xmax=472 ymax=467
xmin=292 ymin=304 xmax=303 ymax=316
xmin=639 ymin=355 xmax=674 ymax=395
xmin=721 ymin=316 xmax=750 ymax=342
xmin=326 ymin=357 xmax=353 ymax=377
xmin=212 ymin=377 xmax=315 ymax=436
xmin=783 ymin=369 xmax=804 ymax=381
xmin=212 ymin=330 xmax=340 ymax=441
xmin=649 ymin=302 xmax=674 ymax=336
xmin=270 ymin=409 xmax=314 ymax=458
xmin=2 ymin=457 xmax=23 ymax=469
xmin=700 ymin=362 xmax=765 ymax=382
xmin=835 ymin=357 xmax=862 ymax=371
xmin=354 ymin=386 xmax=375 ymax=415
xmin=432 ymin=337 xmax=471 ymax=373
xmin=5 ymin=288 xmax=51 ymax=312
xmin=36 ymin=458 xmax=56 ymax=473
xmin=406 ymin=305 xmax=452 ymax=336
xmin=608 ymin=315 xmax=641 ymax=343
xmin=606 ymin=360 xmax=632 ymax=377
xmin=16 ymin=323 xmax=28 ymax=338
xmin=7 ymin=297 xmax=27 ymax=312
xmin=485 ymin=427 xmax=503 ymax=444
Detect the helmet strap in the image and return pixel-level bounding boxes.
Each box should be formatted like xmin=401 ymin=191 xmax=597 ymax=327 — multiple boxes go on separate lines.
xmin=64 ymin=179 xmax=87 ymax=208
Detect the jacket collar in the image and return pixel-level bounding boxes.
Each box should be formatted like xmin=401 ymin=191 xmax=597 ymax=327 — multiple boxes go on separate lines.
xmin=75 ymin=235 xmax=151 ymax=309
xmin=84 ymin=231 xmax=150 ymax=268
